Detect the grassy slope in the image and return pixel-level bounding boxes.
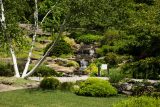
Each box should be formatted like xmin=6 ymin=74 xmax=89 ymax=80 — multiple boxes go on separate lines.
xmin=0 ymin=90 xmax=126 ymax=107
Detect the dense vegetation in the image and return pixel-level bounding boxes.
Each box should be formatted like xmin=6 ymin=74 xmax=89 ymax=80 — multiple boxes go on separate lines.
xmin=1 ymin=0 xmax=160 ymax=79
xmin=113 ymin=96 xmax=160 ymax=107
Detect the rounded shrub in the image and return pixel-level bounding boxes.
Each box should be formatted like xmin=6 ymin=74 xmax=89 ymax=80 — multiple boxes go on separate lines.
xmin=76 ymin=34 xmax=101 ymax=44
xmin=84 ymin=63 xmax=98 ymax=76
xmin=113 ymin=96 xmax=160 ymax=107
xmin=104 ymin=52 xmax=120 ymax=66
xmin=122 ymin=57 xmax=160 ymax=79
xmin=44 ymin=39 xmax=73 ymax=57
xmin=40 ymin=77 xmax=60 ymax=90
xmin=0 ymin=63 xmax=14 ymax=77
xmin=60 ymin=82 xmax=74 ymax=91
xmin=74 ymin=78 xmax=117 ymax=97
xmin=31 ymin=65 xmax=59 ymax=77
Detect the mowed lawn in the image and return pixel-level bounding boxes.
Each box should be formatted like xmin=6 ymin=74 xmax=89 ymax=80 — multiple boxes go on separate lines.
xmin=0 ymin=90 xmax=127 ymax=107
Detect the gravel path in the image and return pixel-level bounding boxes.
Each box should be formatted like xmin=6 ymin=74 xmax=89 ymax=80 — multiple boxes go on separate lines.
xmin=29 ymin=76 xmax=109 ymax=83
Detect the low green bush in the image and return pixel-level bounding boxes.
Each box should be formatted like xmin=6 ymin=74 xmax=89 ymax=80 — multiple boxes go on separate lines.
xmin=74 ymin=78 xmax=117 ymax=97
xmin=60 ymin=82 xmax=74 ymax=91
xmin=0 ymin=63 xmax=14 ymax=77
xmin=105 ymin=52 xmax=120 ymax=66
xmin=76 ymin=34 xmax=101 ymax=44
xmin=113 ymin=96 xmax=160 ymax=107
xmin=84 ymin=63 xmax=98 ymax=76
xmin=32 ymin=65 xmax=59 ymax=77
xmin=44 ymin=39 xmax=73 ymax=57
xmin=40 ymin=77 xmax=60 ymax=90
xmin=66 ymin=61 xmax=79 ymax=68
xmin=109 ymin=68 xmax=124 ymax=83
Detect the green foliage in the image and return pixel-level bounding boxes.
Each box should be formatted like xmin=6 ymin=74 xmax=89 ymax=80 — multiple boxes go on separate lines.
xmin=101 ymin=29 xmax=121 ymax=46
xmin=76 ymin=34 xmax=101 ymax=44
xmin=40 ymin=77 xmax=60 ymax=90
xmin=134 ymin=0 xmax=155 ymax=5
xmin=60 ymin=82 xmax=74 ymax=91
xmin=74 ymin=78 xmax=117 ymax=97
xmin=44 ymin=39 xmax=73 ymax=57
xmin=154 ymin=82 xmax=160 ymax=92
xmin=150 ymin=92 xmax=160 ymax=98
xmin=0 ymin=63 xmax=14 ymax=77
xmin=32 ymin=65 xmax=59 ymax=77
xmin=109 ymin=68 xmax=125 ymax=83
xmin=122 ymin=57 xmax=160 ymax=79
xmin=84 ymin=63 xmax=98 ymax=76
xmin=105 ymin=53 xmax=120 ymax=66
xmin=113 ymin=96 xmax=160 ymax=107
xmin=66 ymin=61 xmax=79 ymax=68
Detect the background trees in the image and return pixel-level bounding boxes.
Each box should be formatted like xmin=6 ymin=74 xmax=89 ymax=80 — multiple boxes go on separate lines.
xmin=0 ymin=0 xmax=160 ymax=79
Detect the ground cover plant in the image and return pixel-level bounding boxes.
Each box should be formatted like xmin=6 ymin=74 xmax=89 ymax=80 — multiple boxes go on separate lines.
xmin=113 ymin=96 xmax=160 ymax=107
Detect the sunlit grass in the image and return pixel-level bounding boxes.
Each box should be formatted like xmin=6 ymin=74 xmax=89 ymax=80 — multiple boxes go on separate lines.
xmin=0 ymin=90 xmax=127 ymax=107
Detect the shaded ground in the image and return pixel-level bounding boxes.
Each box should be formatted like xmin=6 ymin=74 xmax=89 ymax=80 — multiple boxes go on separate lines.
xmin=0 ymin=77 xmax=39 ymax=92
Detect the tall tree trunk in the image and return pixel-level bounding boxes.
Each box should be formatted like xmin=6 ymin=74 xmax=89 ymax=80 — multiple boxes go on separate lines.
xmin=0 ymin=0 xmax=20 ymax=77
xmin=10 ymin=46 xmax=20 ymax=77
xmin=22 ymin=19 xmax=66 ymax=78
xmin=22 ymin=0 xmax=38 ymax=77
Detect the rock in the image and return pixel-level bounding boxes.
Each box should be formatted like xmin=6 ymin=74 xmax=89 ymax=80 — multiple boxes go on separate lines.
xmin=122 ymin=91 xmax=132 ymax=95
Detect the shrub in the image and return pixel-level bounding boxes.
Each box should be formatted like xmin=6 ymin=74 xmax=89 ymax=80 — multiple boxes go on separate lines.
xmin=44 ymin=39 xmax=73 ymax=57
xmin=0 ymin=63 xmax=14 ymax=77
xmin=122 ymin=57 xmax=160 ymax=79
xmin=40 ymin=77 xmax=60 ymax=90
xmin=74 ymin=78 xmax=117 ymax=97
xmin=63 ymin=36 xmax=77 ymax=49
xmin=60 ymin=82 xmax=74 ymax=91
xmin=76 ymin=34 xmax=101 ymax=44
xmin=109 ymin=68 xmax=124 ymax=83
xmin=84 ymin=63 xmax=98 ymax=76
xmin=32 ymin=65 xmax=59 ymax=77
xmin=105 ymin=52 xmax=120 ymax=66
xmin=150 ymin=92 xmax=160 ymax=98
xmin=66 ymin=61 xmax=79 ymax=68
xmin=113 ymin=96 xmax=160 ymax=107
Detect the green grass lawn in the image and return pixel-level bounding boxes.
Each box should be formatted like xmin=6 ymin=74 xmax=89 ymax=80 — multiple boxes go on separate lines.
xmin=0 ymin=89 xmax=127 ymax=107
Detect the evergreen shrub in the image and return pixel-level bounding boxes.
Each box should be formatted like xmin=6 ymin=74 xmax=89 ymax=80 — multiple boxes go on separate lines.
xmin=74 ymin=78 xmax=117 ymax=97
xmin=40 ymin=77 xmax=60 ymax=90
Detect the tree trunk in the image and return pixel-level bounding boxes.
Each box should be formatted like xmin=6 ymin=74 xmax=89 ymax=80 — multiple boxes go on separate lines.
xmin=22 ymin=19 xmax=66 ymax=78
xmin=22 ymin=0 xmax=38 ymax=77
xmin=0 ymin=0 xmax=20 ymax=77
xmin=10 ymin=47 xmax=20 ymax=77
